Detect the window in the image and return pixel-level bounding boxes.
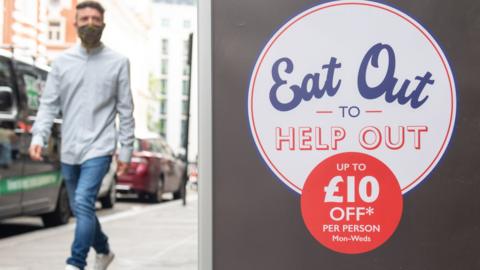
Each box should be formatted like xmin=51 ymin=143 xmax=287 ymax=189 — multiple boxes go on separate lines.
xmin=0 ymin=1 xmax=4 ymax=43
xmin=160 ymin=139 xmax=174 ymax=157
xmin=180 ymin=119 xmax=188 ymax=147
xmin=149 ymin=139 xmax=163 ymax=153
xmin=0 ymin=58 xmax=13 ymax=87
xmin=16 ymin=0 xmax=37 ymax=24
xmin=161 ymin=39 xmax=169 ymax=55
xmin=0 ymin=89 xmax=13 ymax=113
xmin=15 ymin=63 xmax=47 ymax=113
xmin=48 ymin=20 xmax=65 ymax=43
xmin=183 ymin=20 xmax=191 ymax=28
xmin=0 ymin=59 xmax=15 ymax=112
xmin=139 ymin=139 xmax=152 ymax=151
xmin=183 ymin=40 xmax=190 ymax=56
xmin=182 ymin=40 xmax=191 ymax=76
xmin=160 ymin=79 xmax=168 ymax=95
xmin=160 ymin=99 xmax=167 ymax=115
xmin=181 ymin=100 xmax=188 ymax=115
xmin=154 ymin=139 xmax=167 ymax=155
xmin=183 ymin=61 xmax=190 ymax=76
xmin=182 ymin=80 xmax=189 ymax=95
xmin=23 ymin=74 xmax=41 ymax=110
xmin=160 ymin=119 xmax=167 ymax=137
xmin=161 ymin=59 xmax=168 ymax=75
xmin=161 ymin=18 xmax=170 ymax=27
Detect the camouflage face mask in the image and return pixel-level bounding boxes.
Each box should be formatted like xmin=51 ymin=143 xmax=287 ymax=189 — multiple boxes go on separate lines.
xmin=77 ymin=24 xmax=105 ymax=48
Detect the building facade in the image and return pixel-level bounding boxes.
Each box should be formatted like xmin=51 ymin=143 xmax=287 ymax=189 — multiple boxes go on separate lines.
xmin=148 ymin=0 xmax=197 ymax=160
xmin=1 ymin=0 xmax=198 ymax=161
xmin=1 ymin=0 xmax=77 ymax=63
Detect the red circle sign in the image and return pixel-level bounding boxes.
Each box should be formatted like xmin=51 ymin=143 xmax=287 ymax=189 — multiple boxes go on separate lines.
xmin=301 ymin=152 xmax=403 ymax=254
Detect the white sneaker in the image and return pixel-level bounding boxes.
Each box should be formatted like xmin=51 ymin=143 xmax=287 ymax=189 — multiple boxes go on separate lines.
xmin=93 ymin=251 xmax=115 ymax=270
xmin=65 ymin=265 xmax=81 ymax=270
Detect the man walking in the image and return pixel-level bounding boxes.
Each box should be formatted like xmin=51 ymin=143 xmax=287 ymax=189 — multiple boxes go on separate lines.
xmin=29 ymin=1 xmax=134 ymax=270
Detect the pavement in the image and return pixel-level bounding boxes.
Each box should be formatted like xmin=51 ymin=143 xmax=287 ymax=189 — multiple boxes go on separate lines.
xmin=0 ymin=194 xmax=198 ymax=270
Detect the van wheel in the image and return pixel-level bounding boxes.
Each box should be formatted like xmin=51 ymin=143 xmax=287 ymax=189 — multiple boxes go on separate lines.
xmin=42 ymin=185 xmax=71 ymax=227
xmin=100 ymin=179 xmax=116 ymax=209
xmin=173 ymin=188 xmax=182 ymax=200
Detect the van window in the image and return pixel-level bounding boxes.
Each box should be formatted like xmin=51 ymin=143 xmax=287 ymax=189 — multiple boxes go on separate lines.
xmin=0 ymin=58 xmax=14 ymax=113
xmin=15 ymin=62 xmax=47 ymax=114
xmin=0 ymin=89 xmax=13 ymax=113
xmin=23 ymin=73 xmax=41 ymax=109
xmin=0 ymin=58 xmax=13 ymax=87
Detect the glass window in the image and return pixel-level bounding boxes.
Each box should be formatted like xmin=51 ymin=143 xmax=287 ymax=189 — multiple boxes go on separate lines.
xmin=180 ymin=119 xmax=188 ymax=147
xmin=182 ymin=100 xmax=188 ymax=115
xmin=160 ymin=139 xmax=174 ymax=156
xmin=23 ymin=73 xmax=41 ymax=110
xmin=182 ymin=60 xmax=190 ymax=76
xmin=183 ymin=20 xmax=191 ymax=28
xmin=0 ymin=58 xmax=13 ymax=87
xmin=161 ymin=39 xmax=169 ymax=55
xmin=48 ymin=20 xmax=64 ymax=42
xmin=148 ymin=139 xmax=161 ymax=153
xmin=16 ymin=0 xmax=37 ymax=24
xmin=160 ymin=119 xmax=167 ymax=137
xmin=160 ymin=99 xmax=167 ymax=115
xmin=183 ymin=40 xmax=190 ymax=56
xmin=0 ymin=89 xmax=13 ymax=112
xmin=16 ymin=63 xmax=46 ymax=112
xmin=139 ymin=139 xmax=152 ymax=151
xmin=160 ymin=79 xmax=168 ymax=95
xmin=182 ymin=80 xmax=189 ymax=95
xmin=133 ymin=139 xmax=141 ymax=151
xmin=161 ymin=18 xmax=170 ymax=27
xmin=161 ymin=59 xmax=168 ymax=75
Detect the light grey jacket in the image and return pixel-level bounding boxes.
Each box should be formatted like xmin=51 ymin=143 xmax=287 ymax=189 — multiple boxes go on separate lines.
xmin=31 ymin=44 xmax=135 ymax=164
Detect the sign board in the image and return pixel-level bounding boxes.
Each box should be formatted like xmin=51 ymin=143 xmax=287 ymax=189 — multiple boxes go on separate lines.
xmin=200 ymin=0 xmax=480 ymax=268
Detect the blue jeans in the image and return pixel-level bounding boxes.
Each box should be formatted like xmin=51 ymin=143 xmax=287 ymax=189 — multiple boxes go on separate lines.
xmin=62 ymin=156 xmax=112 ymax=269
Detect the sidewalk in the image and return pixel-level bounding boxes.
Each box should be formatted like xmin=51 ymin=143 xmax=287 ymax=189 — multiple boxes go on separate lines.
xmin=0 ymin=195 xmax=198 ymax=270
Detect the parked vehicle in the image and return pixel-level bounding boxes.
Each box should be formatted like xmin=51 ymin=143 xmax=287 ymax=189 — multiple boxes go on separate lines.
xmin=97 ymin=158 xmax=117 ymax=209
xmin=0 ymin=49 xmax=116 ymax=227
xmin=0 ymin=49 xmax=69 ymax=227
xmin=116 ymin=134 xmax=186 ymax=202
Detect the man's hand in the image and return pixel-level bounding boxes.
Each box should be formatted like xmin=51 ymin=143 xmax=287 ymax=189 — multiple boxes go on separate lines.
xmin=29 ymin=144 xmax=43 ymax=161
xmin=117 ymin=161 xmax=129 ymax=176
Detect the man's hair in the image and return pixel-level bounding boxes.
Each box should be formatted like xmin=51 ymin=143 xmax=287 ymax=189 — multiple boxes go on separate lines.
xmin=76 ymin=1 xmax=105 ymax=16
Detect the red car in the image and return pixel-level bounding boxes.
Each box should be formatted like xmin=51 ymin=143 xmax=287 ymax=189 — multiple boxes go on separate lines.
xmin=116 ymin=136 xmax=186 ymax=202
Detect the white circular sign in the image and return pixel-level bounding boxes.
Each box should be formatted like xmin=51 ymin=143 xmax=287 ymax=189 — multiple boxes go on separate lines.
xmin=247 ymin=1 xmax=456 ymax=194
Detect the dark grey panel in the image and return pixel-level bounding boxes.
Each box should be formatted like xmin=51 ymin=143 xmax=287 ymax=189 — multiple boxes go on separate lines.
xmin=212 ymin=0 xmax=480 ymax=269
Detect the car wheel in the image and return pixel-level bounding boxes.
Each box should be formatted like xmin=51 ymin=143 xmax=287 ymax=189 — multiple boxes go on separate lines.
xmin=149 ymin=175 xmax=164 ymax=203
xmin=100 ymin=178 xmax=116 ymax=209
xmin=138 ymin=192 xmax=149 ymax=202
xmin=173 ymin=174 xmax=187 ymax=200
xmin=41 ymin=184 xmax=71 ymax=227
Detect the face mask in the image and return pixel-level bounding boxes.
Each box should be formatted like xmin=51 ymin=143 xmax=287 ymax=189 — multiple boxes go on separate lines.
xmin=77 ymin=24 xmax=104 ymax=48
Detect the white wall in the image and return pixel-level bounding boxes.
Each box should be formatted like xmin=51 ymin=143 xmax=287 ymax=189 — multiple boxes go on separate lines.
xmin=101 ymin=0 xmax=152 ymax=133
xmin=149 ymin=2 xmax=198 ymax=161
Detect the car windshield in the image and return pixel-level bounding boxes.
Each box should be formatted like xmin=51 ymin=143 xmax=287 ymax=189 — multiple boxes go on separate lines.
xmin=133 ymin=138 xmax=171 ymax=155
